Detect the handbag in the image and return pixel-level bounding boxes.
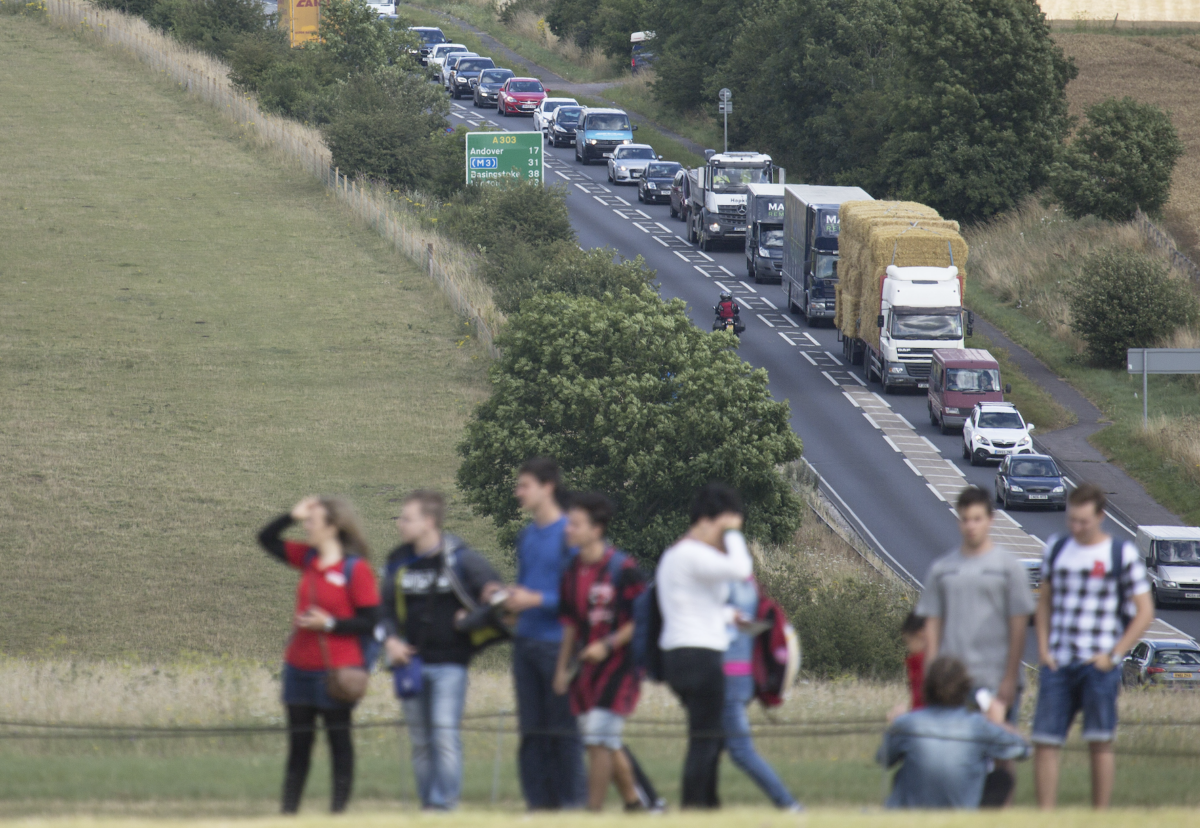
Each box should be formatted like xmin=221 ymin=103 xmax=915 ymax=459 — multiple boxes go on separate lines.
xmin=310 ymin=571 xmax=370 ymax=705
xmin=392 ymin=656 xmax=424 ymax=699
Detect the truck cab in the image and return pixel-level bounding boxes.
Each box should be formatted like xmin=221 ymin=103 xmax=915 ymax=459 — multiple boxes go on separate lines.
xmin=869 ymin=265 xmax=970 ymax=393
xmin=928 ymin=348 xmax=1010 ymax=434
xmin=687 ymin=151 xmax=773 ymax=251
xmin=744 ymin=183 xmax=785 ymax=284
xmin=1137 ymin=526 xmax=1200 ymax=607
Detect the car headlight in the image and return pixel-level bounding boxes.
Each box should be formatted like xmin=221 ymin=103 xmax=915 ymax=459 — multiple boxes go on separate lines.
xmin=1052 ymin=485 xmax=1064 ymax=493
xmin=977 ymin=436 xmax=992 ymax=446
xmin=588 ymin=139 xmax=597 ymax=145
xmin=888 ymin=365 xmax=906 ymax=375
xmin=618 ymin=165 xmax=628 ymax=171
xmin=1163 ymin=580 xmax=1179 ymax=588
xmin=1008 ymin=483 xmax=1024 ymax=492
xmin=646 ymin=182 xmax=656 ymax=189
xmin=622 ymin=139 xmax=632 ymax=144
xmin=944 ymin=407 xmax=960 ymax=415
xmin=709 ymin=222 xmax=720 ymax=232
xmin=457 ymin=77 xmax=469 ymax=84
xmin=758 ymin=246 xmax=769 ymax=257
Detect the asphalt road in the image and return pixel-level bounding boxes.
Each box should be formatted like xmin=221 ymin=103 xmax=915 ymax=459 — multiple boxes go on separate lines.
xmin=448 ymin=95 xmax=1200 ymax=643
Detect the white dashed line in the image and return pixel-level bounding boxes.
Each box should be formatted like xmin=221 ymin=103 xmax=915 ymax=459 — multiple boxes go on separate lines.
xmin=824 ymin=351 xmax=843 ymax=366
xmin=800 ymin=351 xmax=818 ymax=366
xmin=904 ymin=458 xmax=923 ymax=477
xmin=778 ymin=332 xmax=797 ymax=346
xmin=760 ymin=297 xmax=777 ymax=310
xmin=757 ymin=314 xmax=775 ymax=328
xmin=738 ymin=281 xmax=758 ymax=294
xmin=803 ymin=333 xmax=820 ymax=346
xmin=921 ymin=436 xmax=940 ymax=452
xmin=862 ymin=411 xmax=881 ymax=428
xmin=883 ymin=436 xmax=902 ymax=453
xmin=843 ymin=391 xmax=861 ymax=408
xmin=719 ymin=266 xmax=737 ymax=277
xmin=927 ymin=483 xmax=947 ymax=502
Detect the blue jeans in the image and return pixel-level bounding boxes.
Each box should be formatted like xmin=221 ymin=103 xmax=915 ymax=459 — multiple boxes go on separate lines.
xmin=1032 ymin=662 xmax=1122 ymax=745
xmin=401 ymin=662 xmax=467 ymax=809
xmin=513 ymin=637 xmax=586 ymax=809
xmin=722 ymin=674 xmax=797 ymax=808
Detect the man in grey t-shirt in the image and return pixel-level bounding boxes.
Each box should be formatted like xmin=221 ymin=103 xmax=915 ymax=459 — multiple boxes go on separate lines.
xmin=916 ymin=486 xmax=1035 ymax=806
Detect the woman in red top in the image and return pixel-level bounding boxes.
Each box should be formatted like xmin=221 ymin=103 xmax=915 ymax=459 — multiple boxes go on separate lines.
xmin=258 ymin=496 xmax=381 ymax=814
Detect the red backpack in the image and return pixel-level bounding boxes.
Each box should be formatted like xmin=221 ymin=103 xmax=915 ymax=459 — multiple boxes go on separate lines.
xmin=750 ymin=587 xmax=800 ymax=708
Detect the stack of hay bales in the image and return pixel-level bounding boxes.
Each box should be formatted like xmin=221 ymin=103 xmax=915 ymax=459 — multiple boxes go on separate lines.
xmin=835 ymin=200 xmax=968 ymax=351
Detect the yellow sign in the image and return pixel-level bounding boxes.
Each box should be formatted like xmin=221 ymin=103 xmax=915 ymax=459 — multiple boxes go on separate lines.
xmin=279 ymin=0 xmax=320 ymax=47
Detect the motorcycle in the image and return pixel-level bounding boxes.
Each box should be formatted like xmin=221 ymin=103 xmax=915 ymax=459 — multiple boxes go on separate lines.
xmin=713 ymin=314 xmax=745 ymax=337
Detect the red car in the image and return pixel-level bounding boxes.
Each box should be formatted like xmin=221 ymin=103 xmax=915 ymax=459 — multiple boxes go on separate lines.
xmin=498 ymin=78 xmax=546 ymax=117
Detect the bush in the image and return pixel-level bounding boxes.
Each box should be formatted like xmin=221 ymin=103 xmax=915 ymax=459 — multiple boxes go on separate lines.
xmin=1051 ymin=97 xmax=1184 ymax=222
xmin=793 ymin=580 xmax=910 ymax=679
xmin=145 ymin=0 xmax=269 ymax=59
xmin=456 ymin=290 xmax=804 ymax=561
xmin=485 ymin=243 xmax=657 ymax=313
xmin=1069 ymin=247 xmax=1199 ymax=368
xmin=439 ymin=178 xmax=575 ymax=252
xmin=321 ymin=68 xmax=450 ymax=189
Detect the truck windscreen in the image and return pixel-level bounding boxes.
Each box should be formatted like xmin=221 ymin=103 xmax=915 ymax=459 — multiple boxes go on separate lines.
xmin=945 ymin=368 xmax=1000 ymax=393
xmin=889 ymin=312 xmax=962 ymax=340
xmin=761 ymin=229 xmax=784 ymax=248
xmin=711 ymin=166 xmax=767 ymax=193
xmin=1156 ymin=540 xmax=1200 ymax=565
xmin=813 ymin=252 xmax=837 ymax=280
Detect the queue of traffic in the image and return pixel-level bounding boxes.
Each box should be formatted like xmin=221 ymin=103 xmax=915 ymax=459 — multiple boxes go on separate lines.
xmin=409 ymin=25 xmax=1200 ymax=643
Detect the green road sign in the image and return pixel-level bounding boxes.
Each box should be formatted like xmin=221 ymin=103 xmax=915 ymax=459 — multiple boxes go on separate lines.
xmin=465 ymin=131 xmax=543 ymax=185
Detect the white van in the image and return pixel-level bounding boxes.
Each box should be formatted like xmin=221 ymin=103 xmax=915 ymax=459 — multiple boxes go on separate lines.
xmin=1136 ymin=525 xmax=1200 ymax=607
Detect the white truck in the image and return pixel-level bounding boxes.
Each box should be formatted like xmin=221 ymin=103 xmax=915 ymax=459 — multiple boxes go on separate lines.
xmin=686 ymin=150 xmax=773 ymax=252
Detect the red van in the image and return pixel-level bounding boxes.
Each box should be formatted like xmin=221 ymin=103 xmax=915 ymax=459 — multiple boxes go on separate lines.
xmin=927 ymin=348 xmax=1010 ymax=434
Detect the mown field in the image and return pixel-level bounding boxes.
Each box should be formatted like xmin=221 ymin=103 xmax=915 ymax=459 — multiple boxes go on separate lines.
xmin=0 ymin=12 xmax=497 ymax=663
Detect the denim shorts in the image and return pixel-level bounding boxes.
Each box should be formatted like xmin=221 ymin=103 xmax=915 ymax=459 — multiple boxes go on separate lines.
xmin=281 ymin=663 xmax=352 ymax=710
xmin=578 ymin=707 xmax=625 ymax=750
xmin=1031 ymin=662 xmax=1121 ymax=745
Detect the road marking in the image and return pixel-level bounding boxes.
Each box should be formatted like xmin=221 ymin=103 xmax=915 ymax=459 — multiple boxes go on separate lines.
xmin=803 ymin=333 xmax=820 ymax=345
xmin=824 ymin=351 xmax=843 ymax=366
xmin=842 ymin=391 xmax=861 ymax=408
xmin=738 ymin=281 xmax=758 ymax=294
xmin=903 ymin=458 xmax=923 ymax=477
xmin=927 ymin=483 xmax=947 ymax=502
xmin=871 ymin=392 xmax=891 ymax=408
xmin=657 ymin=222 xmax=674 ymax=233
xmin=800 ymin=351 xmax=817 ymax=366
xmin=997 ymin=510 xmax=1023 ymax=529
xmin=778 ymin=332 xmax=797 ymax=346
xmin=895 ymin=412 xmax=915 ymax=429
xmin=944 ymin=459 xmax=965 ymax=477
xmin=850 ymin=373 xmax=867 ymax=387
xmin=555 ymin=171 xmax=572 ymax=180
xmin=719 ymin=266 xmax=737 ymax=277
xmin=760 ymin=297 xmax=777 ymax=310
xmin=862 ymin=411 xmax=880 ymax=428
xmin=757 ymin=314 xmax=775 ymax=328
xmin=696 ymin=250 xmax=714 ymax=262
xmin=883 ymin=435 xmax=901 ymax=453
xmin=636 ymin=210 xmax=652 ymax=219
xmin=921 ymin=436 xmax=940 ymax=453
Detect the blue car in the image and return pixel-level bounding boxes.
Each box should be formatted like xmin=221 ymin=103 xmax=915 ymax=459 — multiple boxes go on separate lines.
xmin=994 ymin=453 xmax=1066 ymax=511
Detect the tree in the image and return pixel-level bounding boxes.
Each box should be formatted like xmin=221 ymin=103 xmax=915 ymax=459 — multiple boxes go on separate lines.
xmin=1069 ymin=247 xmax=1198 ymax=368
xmin=644 ymin=0 xmax=756 ymax=112
xmin=321 ymin=67 xmax=449 ymax=189
xmin=546 ymin=0 xmax=602 ymax=48
xmin=316 ymin=0 xmax=415 ymax=74
xmin=1050 ymin=97 xmax=1184 ymax=221
xmin=869 ymin=0 xmax=1076 ymax=222
xmin=456 ymin=290 xmax=804 ymax=562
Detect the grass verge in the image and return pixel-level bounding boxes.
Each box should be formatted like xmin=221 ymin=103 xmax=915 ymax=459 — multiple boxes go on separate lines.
xmin=0 ymin=12 xmax=498 ymax=662
xmin=963 ymin=330 xmax=1076 ymax=433
xmin=599 ymin=72 xmax=725 ymax=154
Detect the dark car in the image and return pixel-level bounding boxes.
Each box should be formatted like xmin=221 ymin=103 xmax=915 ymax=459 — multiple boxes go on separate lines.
xmin=548 ymin=106 xmax=582 ymax=147
xmin=450 ymin=57 xmax=495 ymax=99
xmin=994 ymin=454 xmax=1065 ymax=511
xmin=639 ymin=161 xmax=682 ymax=205
xmin=406 ymin=26 xmax=446 ymax=65
xmin=1123 ymin=639 xmax=1200 ymax=689
xmin=473 ymin=68 xmax=514 ymax=107
xmin=669 ymin=167 xmax=690 ymax=222
xmin=498 ymin=78 xmax=546 ymax=117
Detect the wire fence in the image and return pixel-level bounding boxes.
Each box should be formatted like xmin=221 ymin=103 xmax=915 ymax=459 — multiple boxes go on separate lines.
xmin=43 ymin=0 xmax=504 ymax=356
xmin=1134 ymin=208 xmax=1200 ymax=286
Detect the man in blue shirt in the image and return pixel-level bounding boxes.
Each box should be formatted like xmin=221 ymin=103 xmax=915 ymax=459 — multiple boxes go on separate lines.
xmin=879 ymin=656 xmax=1030 ymax=809
xmin=503 ymin=458 xmax=586 ymax=810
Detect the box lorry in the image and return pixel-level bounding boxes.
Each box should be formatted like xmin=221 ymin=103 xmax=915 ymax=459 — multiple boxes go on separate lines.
xmin=927 ymin=348 xmax=1011 ymax=433
xmin=687 ymin=150 xmax=774 ymax=251
xmin=743 ymin=183 xmax=786 ymax=284
xmin=836 ymin=201 xmax=973 ymax=393
xmin=781 ymin=185 xmax=872 ymax=326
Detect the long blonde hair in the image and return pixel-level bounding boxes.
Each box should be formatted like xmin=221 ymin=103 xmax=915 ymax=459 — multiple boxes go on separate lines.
xmin=319 ymin=496 xmax=372 ymax=560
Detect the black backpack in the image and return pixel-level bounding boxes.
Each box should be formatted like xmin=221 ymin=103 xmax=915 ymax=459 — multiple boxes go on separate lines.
xmin=1045 ymin=535 xmax=1131 ymax=630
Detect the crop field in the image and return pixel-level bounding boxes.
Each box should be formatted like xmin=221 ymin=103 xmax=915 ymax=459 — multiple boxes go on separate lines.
xmin=0 ymin=12 xmax=497 ymax=664
xmin=1055 ymin=32 xmax=1200 ymax=259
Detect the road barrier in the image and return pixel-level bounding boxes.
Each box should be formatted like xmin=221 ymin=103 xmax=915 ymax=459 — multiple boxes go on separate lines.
xmin=43 ymin=0 xmax=504 ymax=357
xmin=1135 ymin=208 xmax=1200 ymax=287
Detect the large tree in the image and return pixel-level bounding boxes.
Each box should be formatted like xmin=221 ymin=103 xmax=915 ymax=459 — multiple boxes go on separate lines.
xmin=456 ymin=290 xmax=804 ymax=561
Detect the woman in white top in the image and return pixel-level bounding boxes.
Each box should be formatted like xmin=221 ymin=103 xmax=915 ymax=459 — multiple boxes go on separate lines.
xmin=656 ymin=482 xmax=752 ymax=809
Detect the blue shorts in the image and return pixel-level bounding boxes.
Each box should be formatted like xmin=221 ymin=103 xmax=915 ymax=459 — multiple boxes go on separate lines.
xmin=1031 ymin=662 xmax=1121 ymax=745
xmin=282 ymin=664 xmax=353 ymax=710
xmin=578 ymin=708 xmax=625 ymax=750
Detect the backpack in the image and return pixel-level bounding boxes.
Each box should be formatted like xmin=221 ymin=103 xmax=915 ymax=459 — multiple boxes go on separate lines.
xmin=1045 ymin=535 xmax=1131 ymax=630
xmin=303 ymin=552 xmax=384 ymax=672
xmin=631 ymin=582 xmax=664 ymax=682
xmin=749 ymin=586 xmax=800 ymax=708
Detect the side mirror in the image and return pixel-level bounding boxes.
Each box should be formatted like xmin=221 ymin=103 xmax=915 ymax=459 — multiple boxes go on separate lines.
xmin=1004 ymin=383 xmax=1012 ymax=394
xmin=657 ymin=154 xmax=663 ymax=160
xmin=877 ymin=314 xmax=885 ymax=329
xmin=632 ymin=125 xmax=639 ymax=131
xmin=965 ymin=309 xmax=974 ymax=338
xmin=1027 ymin=423 xmax=1036 ymax=432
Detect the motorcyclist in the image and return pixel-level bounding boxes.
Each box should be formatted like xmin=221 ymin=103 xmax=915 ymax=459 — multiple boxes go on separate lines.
xmin=714 ymin=291 xmax=740 ymax=321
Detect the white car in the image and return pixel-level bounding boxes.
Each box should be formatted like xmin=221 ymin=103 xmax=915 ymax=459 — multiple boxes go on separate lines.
xmin=366 ymin=0 xmax=396 ymax=18
xmin=533 ymin=97 xmax=579 ymax=133
xmin=606 ymin=143 xmax=659 ymax=185
xmin=962 ymin=402 xmax=1035 ymax=466
xmin=428 ymin=43 xmax=467 ymax=73
xmin=441 ymin=52 xmax=478 ymax=90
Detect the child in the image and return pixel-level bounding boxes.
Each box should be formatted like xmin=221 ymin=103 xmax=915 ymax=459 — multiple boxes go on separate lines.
xmin=553 ymin=492 xmax=649 ymax=811
xmin=902 ymin=612 xmax=927 ymax=711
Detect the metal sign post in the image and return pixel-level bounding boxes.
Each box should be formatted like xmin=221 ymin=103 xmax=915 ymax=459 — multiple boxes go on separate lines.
xmin=1126 ymin=348 xmax=1200 ymax=427
xmin=718 ymin=88 xmax=732 ymax=153
xmin=465 ymin=131 xmax=543 ymax=186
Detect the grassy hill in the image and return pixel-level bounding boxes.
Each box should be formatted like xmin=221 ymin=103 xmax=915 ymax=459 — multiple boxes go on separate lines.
xmin=0 ymin=13 xmax=497 ymax=662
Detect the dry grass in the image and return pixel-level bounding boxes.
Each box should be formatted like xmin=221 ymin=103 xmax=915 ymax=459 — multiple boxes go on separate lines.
xmin=0 ymin=12 xmax=497 ymax=661
xmin=1041 ymin=1 xmax=1200 ymax=23
xmin=1139 ymin=414 xmax=1200 ymax=489
xmin=1056 ymin=31 xmax=1200 ymax=259
xmin=502 ymin=8 xmax=612 ymax=75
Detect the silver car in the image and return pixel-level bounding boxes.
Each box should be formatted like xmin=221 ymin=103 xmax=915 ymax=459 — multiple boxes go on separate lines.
xmin=442 ymin=52 xmax=478 ymax=91
xmin=606 ymin=143 xmax=659 ymax=185
xmin=1123 ymin=639 xmax=1200 ymax=689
